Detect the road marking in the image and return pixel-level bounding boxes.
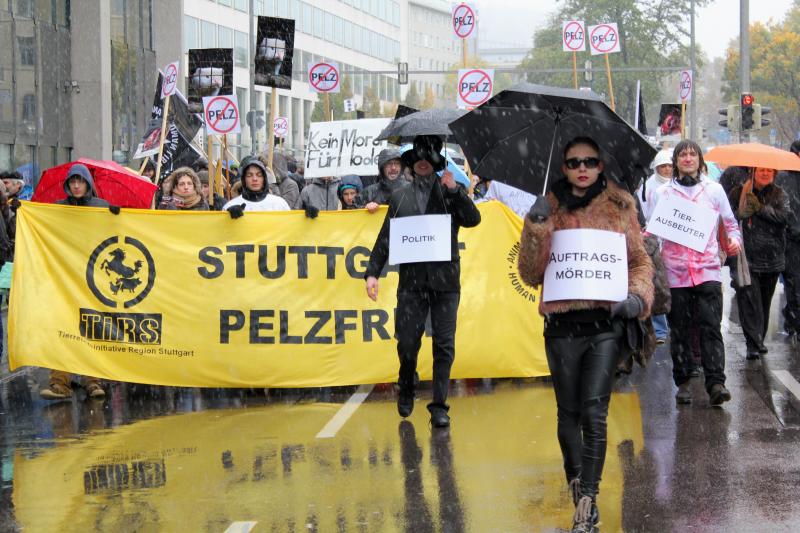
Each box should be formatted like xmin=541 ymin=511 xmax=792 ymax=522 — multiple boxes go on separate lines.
xmin=223 ymin=522 xmax=257 ymax=533
xmin=316 ymin=384 xmax=374 ymax=439
xmin=771 ymin=370 xmax=800 ymax=400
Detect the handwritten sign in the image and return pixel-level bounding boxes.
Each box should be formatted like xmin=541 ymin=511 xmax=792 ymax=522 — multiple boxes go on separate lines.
xmin=389 ymin=215 xmax=452 ymax=265
xmin=542 ymin=229 xmax=628 ymax=303
xmin=304 ymin=118 xmax=390 ymax=178
xmin=646 ymin=194 xmax=717 ymax=252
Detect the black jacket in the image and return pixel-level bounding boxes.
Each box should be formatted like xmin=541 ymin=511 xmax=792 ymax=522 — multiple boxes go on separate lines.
xmin=776 ymin=170 xmax=800 ymax=241
xmin=361 ymin=177 xmax=408 ymax=206
xmin=729 ymin=182 xmax=789 ymax=272
xmin=365 ymin=176 xmax=481 ymax=292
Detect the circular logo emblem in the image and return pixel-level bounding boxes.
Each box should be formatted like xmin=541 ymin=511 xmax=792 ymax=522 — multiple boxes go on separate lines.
xmin=86 ymin=236 xmax=156 ymax=309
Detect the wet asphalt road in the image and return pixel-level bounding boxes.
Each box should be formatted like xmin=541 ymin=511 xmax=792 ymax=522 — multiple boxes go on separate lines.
xmin=4 ymin=283 xmax=800 ymax=532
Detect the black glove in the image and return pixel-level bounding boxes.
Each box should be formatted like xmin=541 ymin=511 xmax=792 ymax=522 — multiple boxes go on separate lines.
xmin=108 ymin=205 xmax=121 ymax=215
xmin=610 ymin=294 xmax=644 ymax=319
xmin=227 ymin=204 xmax=245 ymax=219
xmin=527 ymin=196 xmax=551 ymax=222
xmin=304 ymin=204 xmax=319 ymax=219
xmin=9 ymin=198 xmax=20 ymax=212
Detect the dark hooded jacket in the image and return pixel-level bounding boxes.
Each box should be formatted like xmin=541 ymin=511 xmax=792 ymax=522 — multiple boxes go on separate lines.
xmin=300 ymin=177 xmax=340 ymax=211
xmin=776 ymin=169 xmax=800 ymax=241
xmin=271 ymin=153 xmax=302 ymax=209
xmin=362 ymin=148 xmax=407 ymax=206
xmin=55 ymin=164 xmax=110 ymax=208
xmin=729 ymin=182 xmax=790 ymax=272
xmin=338 ymin=175 xmax=364 ymax=210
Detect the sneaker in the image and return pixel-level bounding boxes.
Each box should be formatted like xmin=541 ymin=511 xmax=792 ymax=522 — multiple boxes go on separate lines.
xmin=397 ymin=391 xmax=414 ymax=418
xmin=675 ymin=382 xmax=692 ymax=404
xmin=746 ymin=351 xmax=761 ymax=361
xmin=40 ymin=383 xmax=73 ymax=400
xmin=709 ymin=384 xmax=732 ymax=406
xmin=85 ymin=383 xmax=106 ymax=398
xmin=571 ymin=495 xmax=599 ymax=533
xmin=689 ymin=366 xmax=701 ymax=378
xmin=656 ymin=337 xmax=667 ymax=345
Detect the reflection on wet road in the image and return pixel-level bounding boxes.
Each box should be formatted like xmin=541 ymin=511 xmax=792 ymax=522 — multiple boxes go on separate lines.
xmin=4 ymin=283 xmax=800 ymax=531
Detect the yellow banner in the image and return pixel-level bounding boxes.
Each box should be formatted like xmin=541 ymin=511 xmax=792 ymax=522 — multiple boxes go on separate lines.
xmin=9 ymin=201 xmax=547 ymax=387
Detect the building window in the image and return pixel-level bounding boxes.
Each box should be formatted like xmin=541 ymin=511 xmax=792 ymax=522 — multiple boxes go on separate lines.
xmin=218 ymin=26 xmax=233 ymax=48
xmin=22 ymin=94 xmax=35 ymax=121
xmin=17 ymin=37 xmax=35 ymax=66
xmin=324 ymin=12 xmax=333 ymax=41
xmin=234 ymin=30 xmax=248 ymax=67
xmin=15 ymin=0 xmax=34 ymax=17
xmin=301 ymin=2 xmax=312 ymax=33
xmin=334 ymin=16 xmax=343 ymax=46
xmin=184 ymin=15 xmax=199 ymax=53
xmin=235 ymin=0 xmax=247 ymax=11
xmin=201 ymin=20 xmax=216 ymax=48
xmin=313 ymin=7 xmax=323 ymax=38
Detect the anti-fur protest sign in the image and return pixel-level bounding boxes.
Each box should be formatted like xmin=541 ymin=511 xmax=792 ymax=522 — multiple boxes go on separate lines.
xmin=304 ymin=118 xmax=390 ymax=178
xmin=188 ymin=48 xmax=233 ymax=114
xmin=646 ymin=194 xmax=717 ymax=252
xmin=543 ymin=229 xmax=628 ymax=302
xmin=255 ymin=16 xmax=295 ymax=89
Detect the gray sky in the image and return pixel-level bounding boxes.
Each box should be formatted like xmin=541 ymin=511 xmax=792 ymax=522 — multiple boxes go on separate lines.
xmin=474 ymin=0 xmax=794 ymax=60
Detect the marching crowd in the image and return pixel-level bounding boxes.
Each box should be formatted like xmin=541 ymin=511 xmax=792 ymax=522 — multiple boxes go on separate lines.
xmin=4 ymin=132 xmax=800 ymax=533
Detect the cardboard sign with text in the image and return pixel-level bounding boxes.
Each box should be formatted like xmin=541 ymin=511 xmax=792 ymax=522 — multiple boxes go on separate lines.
xmin=543 ymin=229 xmax=628 ymax=302
xmin=389 ymin=215 xmax=452 ymax=265
xmin=304 ymin=118 xmax=390 ymax=178
xmin=646 ymin=194 xmax=717 ymax=252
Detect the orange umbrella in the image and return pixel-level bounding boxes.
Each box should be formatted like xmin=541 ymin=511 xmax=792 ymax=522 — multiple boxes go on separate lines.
xmin=705 ymin=143 xmax=800 ymax=171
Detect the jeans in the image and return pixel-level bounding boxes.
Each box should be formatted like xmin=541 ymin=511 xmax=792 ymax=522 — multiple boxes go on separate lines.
xmin=545 ymin=323 xmax=622 ymax=498
xmin=395 ymin=290 xmax=460 ymax=412
xmin=668 ymin=282 xmax=726 ymax=390
xmin=652 ymin=314 xmax=669 ymax=339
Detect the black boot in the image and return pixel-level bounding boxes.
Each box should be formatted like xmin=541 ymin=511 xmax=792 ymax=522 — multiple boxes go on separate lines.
xmin=571 ymin=495 xmax=599 ymax=532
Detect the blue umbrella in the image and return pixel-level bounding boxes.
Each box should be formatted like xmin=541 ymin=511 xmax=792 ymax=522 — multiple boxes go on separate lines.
xmin=399 ymin=144 xmax=470 ymax=188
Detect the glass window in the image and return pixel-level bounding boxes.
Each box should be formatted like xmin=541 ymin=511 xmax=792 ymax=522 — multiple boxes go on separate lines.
xmin=218 ymin=0 xmax=231 ymax=6
xmin=277 ymin=0 xmax=288 ymax=17
xmin=370 ymin=30 xmax=378 ymax=58
xmin=324 ymin=12 xmax=333 ymax=41
xmin=184 ymin=16 xmax=199 ymax=53
xmin=313 ymin=7 xmax=323 ymax=38
xmin=21 ymin=93 xmax=35 ymax=121
xmin=15 ymin=0 xmax=34 ymax=17
xmin=333 ymin=16 xmax=343 ymax=46
xmin=361 ymin=27 xmax=369 ymax=54
xmin=201 ymin=20 xmax=216 ymax=48
xmin=344 ymin=20 xmax=352 ymax=49
xmin=234 ymin=30 xmax=248 ymax=67
xmin=378 ymin=0 xmax=386 ymax=20
xmin=353 ymin=0 xmax=361 ymax=10
xmin=235 ymin=0 xmax=247 ymax=11
xmin=301 ymin=2 xmax=312 ymax=34
xmin=218 ymin=26 xmax=233 ymax=48
xmin=255 ymin=0 xmax=265 ymax=15
xmin=290 ymin=0 xmax=300 ymax=19
xmin=17 ymin=36 xmax=35 ymax=66
xmin=354 ymin=67 xmax=363 ymax=95
xmin=392 ymin=2 xmax=400 ymax=26
xmin=266 ymin=0 xmax=275 ymax=15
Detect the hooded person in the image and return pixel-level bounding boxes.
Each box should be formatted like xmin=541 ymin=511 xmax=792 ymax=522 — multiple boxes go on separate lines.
xmin=777 ymin=141 xmax=800 ymax=341
xmin=157 ymin=167 xmax=209 ymax=211
xmin=636 ymin=149 xmax=673 ymax=220
xmin=363 ymin=148 xmax=406 ymax=213
xmin=257 ymin=152 xmax=301 ymax=209
xmin=56 ymin=163 xmax=110 ymax=208
xmin=364 ymin=134 xmax=481 ymax=428
xmin=299 ymin=174 xmax=341 ymax=217
xmin=338 ymin=174 xmax=364 ymax=210
xmin=223 ymin=157 xmax=290 ymax=218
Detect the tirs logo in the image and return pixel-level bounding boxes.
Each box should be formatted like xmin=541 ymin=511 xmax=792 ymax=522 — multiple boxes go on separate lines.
xmin=86 ymin=236 xmax=156 ymax=309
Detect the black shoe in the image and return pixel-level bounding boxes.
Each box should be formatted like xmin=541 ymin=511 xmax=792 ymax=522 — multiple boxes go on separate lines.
xmin=397 ymin=392 xmax=414 ymax=418
xmin=675 ymin=382 xmax=692 ymax=404
xmin=689 ymin=366 xmax=700 ymax=378
xmin=430 ymin=408 xmax=450 ymax=428
xmin=709 ymin=384 xmax=732 ymax=406
xmin=758 ymin=345 xmax=769 ymax=354
xmin=746 ymin=351 xmax=761 ymax=361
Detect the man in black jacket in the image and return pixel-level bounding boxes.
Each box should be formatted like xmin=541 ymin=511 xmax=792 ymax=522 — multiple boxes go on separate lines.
xmin=777 ymin=141 xmax=800 ymax=342
xmin=364 ymin=135 xmax=481 ymax=427
xmin=363 ymin=148 xmax=405 ymax=211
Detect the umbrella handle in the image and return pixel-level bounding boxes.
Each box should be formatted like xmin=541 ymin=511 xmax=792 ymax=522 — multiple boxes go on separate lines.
xmin=541 ymin=120 xmax=560 ymax=195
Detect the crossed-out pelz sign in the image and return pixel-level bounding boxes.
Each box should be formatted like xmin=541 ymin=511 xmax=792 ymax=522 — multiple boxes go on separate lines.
xmin=562 ymin=21 xmax=586 ymax=52
xmin=274 ymin=117 xmax=288 ymax=138
xmin=456 ymin=69 xmax=494 ymax=109
xmin=161 ymin=61 xmax=180 ymax=98
xmin=679 ymin=70 xmax=693 ymax=102
xmin=452 ymin=3 xmax=476 ymax=39
xmin=203 ymin=94 xmax=241 ymax=135
xmin=308 ymin=62 xmax=340 ymax=93
xmin=588 ymin=23 xmax=621 ymax=55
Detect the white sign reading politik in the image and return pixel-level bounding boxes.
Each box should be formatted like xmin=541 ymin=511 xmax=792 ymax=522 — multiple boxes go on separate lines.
xmin=389 ymin=215 xmax=452 ymax=265
xmin=304 ymin=118 xmax=390 ymax=178
xmin=646 ymin=194 xmax=717 ymax=253
xmin=543 ymin=229 xmax=628 ymax=303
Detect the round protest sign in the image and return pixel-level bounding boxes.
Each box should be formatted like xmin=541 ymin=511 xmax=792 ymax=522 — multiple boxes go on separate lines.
xmin=274 ymin=117 xmax=288 ymax=138
xmin=679 ymin=70 xmax=693 ymax=102
xmin=452 ymin=3 xmax=476 ymax=39
xmin=203 ymin=95 xmax=241 ymax=135
xmin=457 ymin=69 xmax=494 ymax=108
xmin=161 ymin=61 xmax=179 ymax=98
xmin=588 ymin=23 xmax=621 ymax=55
xmin=308 ymin=62 xmax=340 ymax=93
xmin=562 ymin=21 xmax=586 ymax=52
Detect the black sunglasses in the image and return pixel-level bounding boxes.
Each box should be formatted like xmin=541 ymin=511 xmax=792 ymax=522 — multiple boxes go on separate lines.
xmin=564 ymin=157 xmax=601 ymax=169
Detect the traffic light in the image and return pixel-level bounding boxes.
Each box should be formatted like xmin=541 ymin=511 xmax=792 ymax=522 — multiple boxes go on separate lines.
xmin=584 ymin=60 xmax=592 ymax=82
xmin=246 ymin=110 xmax=266 ymax=130
xmin=754 ymin=104 xmax=771 ymax=129
xmin=718 ymin=104 xmax=740 ymax=131
xmin=741 ymin=93 xmax=755 ymax=130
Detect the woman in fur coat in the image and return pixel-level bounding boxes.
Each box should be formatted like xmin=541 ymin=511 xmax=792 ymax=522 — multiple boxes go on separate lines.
xmin=518 ymin=136 xmax=654 ymax=533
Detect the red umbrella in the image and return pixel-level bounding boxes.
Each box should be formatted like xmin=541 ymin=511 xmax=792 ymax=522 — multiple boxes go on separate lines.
xmin=32 ymin=158 xmax=157 ymax=208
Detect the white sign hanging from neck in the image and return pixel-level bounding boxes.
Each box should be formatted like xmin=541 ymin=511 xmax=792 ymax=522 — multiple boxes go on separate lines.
xmin=389 ymin=215 xmax=452 ymax=265
xmin=646 ymin=193 xmax=717 ymax=252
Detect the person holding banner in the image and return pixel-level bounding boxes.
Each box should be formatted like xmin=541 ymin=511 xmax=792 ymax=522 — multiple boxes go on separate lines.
xmin=223 ymin=158 xmax=290 ymax=217
xmin=364 ymin=135 xmax=481 ymax=429
xmin=518 ymin=137 xmax=653 ymax=533
xmin=157 ymin=168 xmax=209 ymax=211
xmin=363 ymin=148 xmax=405 ymax=212
xmin=648 ymin=140 xmax=741 ymax=406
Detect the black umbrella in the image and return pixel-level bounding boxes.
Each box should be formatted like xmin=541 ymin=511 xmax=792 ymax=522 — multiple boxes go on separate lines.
xmin=448 ymin=83 xmax=656 ymax=195
xmin=377 ymin=108 xmax=468 ymax=144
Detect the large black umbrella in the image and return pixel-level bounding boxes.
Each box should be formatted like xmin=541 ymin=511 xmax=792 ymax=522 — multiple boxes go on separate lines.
xmin=448 ymin=83 xmax=656 ymax=195
xmin=377 ymin=108 xmax=467 ymax=144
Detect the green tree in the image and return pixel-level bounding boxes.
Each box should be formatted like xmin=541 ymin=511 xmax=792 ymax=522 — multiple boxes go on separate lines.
xmin=521 ymin=0 xmax=710 ymax=126
xmin=362 ymin=87 xmax=382 ymax=117
xmin=723 ymin=4 xmax=800 ymax=144
xmin=422 ymin=86 xmax=436 ymax=109
xmin=403 ymin=83 xmax=422 ymax=110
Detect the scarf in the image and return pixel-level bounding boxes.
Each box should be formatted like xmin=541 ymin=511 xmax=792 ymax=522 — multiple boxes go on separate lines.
xmin=172 ymin=189 xmax=202 ymax=209
xmin=676 ymin=173 xmax=701 ymax=187
xmin=552 ymin=175 xmax=607 ymax=211
xmin=242 ymin=184 xmax=268 ymax=202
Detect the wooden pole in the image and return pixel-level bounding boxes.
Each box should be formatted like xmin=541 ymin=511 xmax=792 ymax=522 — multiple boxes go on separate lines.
xmin=207 ymin=132 xmax=214 ymax=196
xmin=324 ymin=92 xmax=331 ymax=122
xmin=462 ymin=38 xmax=467 ymax=68
xmin=267 ymin=90 xmax=279 ymax=170
xmin=604 ymin=53 xmax=615 ymax=112
xmin=572 ymin=51 xmax=578 ymax=90
xmin=138 ymin=158 xmax=148 ymax=176
xmin=223 ymin=134 xmax=229 ymax=199
xmin=152 ymin=94 xmax=171 ymax=208
xmin=680 ymin=101 xmax=687 ymax=140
